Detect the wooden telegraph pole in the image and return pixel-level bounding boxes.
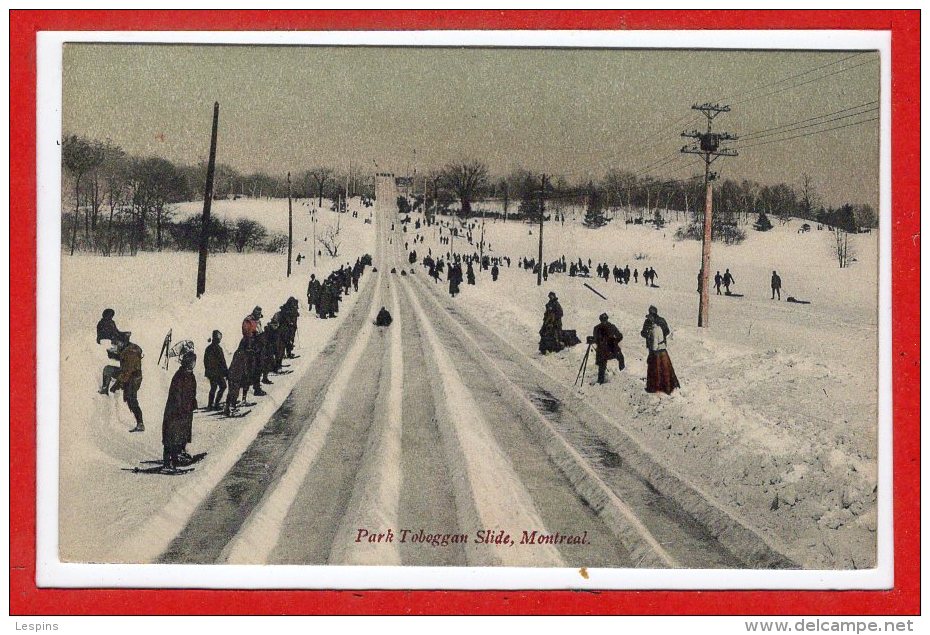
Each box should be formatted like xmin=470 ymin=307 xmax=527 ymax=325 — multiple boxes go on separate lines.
xmin=286 ymin=172 xmax=293 ymax=277
xmin=196 ymin=101 xmax=219 ymax=298
xmin=537 ymin=174 xmax=547 ymax=287
xmin=681 ymin=103 xmax=737 ymax=327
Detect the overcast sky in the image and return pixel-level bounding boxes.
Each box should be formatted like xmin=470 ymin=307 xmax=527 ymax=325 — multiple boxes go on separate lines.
xmin=62 ymin=44 xmax=880 ymax=207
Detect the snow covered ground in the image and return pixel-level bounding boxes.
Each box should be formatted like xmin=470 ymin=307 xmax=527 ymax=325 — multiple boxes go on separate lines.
xmin=58 ymin=197 xmax=376 ymax=562
xmin=57 ymin=192 xmax=879 ymax=570
xmin=403 ymin=209 xmax=878 ymax=569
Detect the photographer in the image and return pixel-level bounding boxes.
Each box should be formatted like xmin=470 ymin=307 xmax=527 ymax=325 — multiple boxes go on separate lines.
xmin=591 ymin=313 xmax=624 ymax=385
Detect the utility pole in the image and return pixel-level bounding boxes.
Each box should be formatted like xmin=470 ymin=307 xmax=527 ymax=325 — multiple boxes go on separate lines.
xmin=196 ymin=101 xmax=219 ymax=298
xmin=681 ymin=103 xmax=737 ymax=327
xmin=312 ymin=208 xmax=317 ymax=268
xmin=286 ymin=172 xmax=293 ymax=277
xmin=479 ymin=205 xmax=486 ymax=260
xmin=537 ymin=174 xmax=547 ymax=287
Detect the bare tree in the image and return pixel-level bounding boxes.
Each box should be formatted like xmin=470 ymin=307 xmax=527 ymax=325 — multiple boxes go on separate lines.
xmin=317 ymin=222 xmax=342 ymax=257
xmin=799 ymin=173 xmax=819 ymax=222
xmin=440 ymin=160 xmax=488 ymax=217
xmin=310 ymin=167 xmax=333 ymax=208
xmin=100 ymin=142 xmax=127 ymax=256
xmin=833 ymin=229 xmax=854 ymax=268
xmin=62 ymin=134 xmax=105 ymax=255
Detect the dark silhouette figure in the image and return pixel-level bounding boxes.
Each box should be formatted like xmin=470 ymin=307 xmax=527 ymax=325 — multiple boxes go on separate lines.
xmin=592 ymin=313 xmax=624 ymax=384
xmin=539 ymin=292 xmax=564 ymax=354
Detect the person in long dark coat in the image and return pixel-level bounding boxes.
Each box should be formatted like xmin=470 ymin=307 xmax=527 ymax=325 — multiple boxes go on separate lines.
xmin=448 ymin=263 xmax=462 ymax=297
xmin=641 ymin=305 xmax=680 ymax=395
xmin=162 ymin=351 xmax=198 ymax=470
xmin=280 ymin=297 xmax=300 ymax=359
xmin=307 ymin=274 xmax=322 ymax=314
xmin=203 ymin=330 xmax=228 ymax=410
xmin=592 ymin=313 xmax=624 ymax=383
xmin=538 ymin=292 xmax=564 ymax=354
xmin=225 ymin=340 xmax=249 ymax=415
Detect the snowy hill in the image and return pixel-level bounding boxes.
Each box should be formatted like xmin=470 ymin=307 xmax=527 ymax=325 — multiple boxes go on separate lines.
xmin=405 ymin=208 xmax=878 ymax=568
xmin=59 ymin=197 xmax=376 ymax=562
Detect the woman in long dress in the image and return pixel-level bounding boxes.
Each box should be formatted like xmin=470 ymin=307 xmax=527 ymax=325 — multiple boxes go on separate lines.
xmin=640 ymin=305 xmax=680 ymax=394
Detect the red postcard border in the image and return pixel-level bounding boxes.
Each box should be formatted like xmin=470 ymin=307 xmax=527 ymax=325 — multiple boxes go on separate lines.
xmin=9 ymin=10 xmax=920 ymax=616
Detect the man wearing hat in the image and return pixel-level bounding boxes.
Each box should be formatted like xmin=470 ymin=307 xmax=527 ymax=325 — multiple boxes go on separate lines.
xmin=108 ymin=331 xmax=145 ymax=432
xmin=592 ymin=312 xmax=624 ymax=384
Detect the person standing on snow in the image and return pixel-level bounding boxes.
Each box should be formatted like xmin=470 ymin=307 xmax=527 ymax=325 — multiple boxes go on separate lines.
xmin=591 ymin=313 xmax=624 ymax=384
xmin=641 ymin=305 xmax=680 ymax=395
xmin=771 ymin=270 xmax=782 ymax=300
xmin=162 ymin=351 xmax=198 ymax=471
xmin=306 ymin=274 xmax=322 ymax=314
xmin=225 ymin=339 xmax=249 ymax=416
xmin=722 ymin=268 xmax=736 ymax=295
xmin=241 ymin=306 xmax=267 ymax=397
xmin=203 ymin=330 xmax=228 ymax=411
xmin=539 ymin=291 xmax=564 ymax=354
xmin=714 ymin=271 xmax=723 ymax=295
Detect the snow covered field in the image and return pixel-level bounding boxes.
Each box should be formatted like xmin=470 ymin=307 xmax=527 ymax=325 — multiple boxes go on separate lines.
xmin=406 ymin=209 xmax=878 ymax=568
xmin=58 ymin=197 xmax=376 ymax=562
xmin=57 ymin=194 xmax=879 ymax=570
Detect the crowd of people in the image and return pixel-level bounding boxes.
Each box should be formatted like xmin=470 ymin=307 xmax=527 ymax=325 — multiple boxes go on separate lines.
xmin=94 ymin=254 xmax=373 ymax=473
xmin=306 ymin=256 xmax=372 ymax=319
xmin=415 ymin=249 xmax=510 ymax=297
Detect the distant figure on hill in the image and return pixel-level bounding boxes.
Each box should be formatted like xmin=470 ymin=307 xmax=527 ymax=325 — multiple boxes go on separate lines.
xmin=723 ymin=269 xmax=736 ymax=295
xmin=491 ymin=263 xmax=499 ymax=281
xmin=771 ymin=270 xmax=782 ymax=300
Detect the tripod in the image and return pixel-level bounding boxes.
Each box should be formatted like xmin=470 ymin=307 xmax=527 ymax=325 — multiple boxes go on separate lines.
xmin=574 ymin=342 xmax=593 ymax=387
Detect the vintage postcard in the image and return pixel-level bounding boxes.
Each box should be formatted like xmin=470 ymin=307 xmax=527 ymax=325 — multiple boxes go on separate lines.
xmin=32 ymin=26 xmax=897 ymax=593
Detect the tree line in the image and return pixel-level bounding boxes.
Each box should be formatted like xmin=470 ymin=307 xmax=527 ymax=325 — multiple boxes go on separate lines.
xmin=62 ymin=133 xmax=877 ymax=254
xmin=60 ymin=135 xmax=376 ymax=255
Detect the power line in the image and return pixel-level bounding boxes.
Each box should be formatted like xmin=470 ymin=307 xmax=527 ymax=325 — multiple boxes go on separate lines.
xmin=617 ymin=114 xmax=704 ymax=174
xmin=631 ymin=152 xmax=686 ymax=178
xmin=737 ymin=100 xmax=878 ymax=139
xmin=732 ymin=57 xmax=879 ymax=106
xmin=739 ymin=106 xmax=879 ymax=142
xmin=734 ymin=115 xmax=879 ymax=150
xmin=720 ymin=51 xmax=868 ymax=103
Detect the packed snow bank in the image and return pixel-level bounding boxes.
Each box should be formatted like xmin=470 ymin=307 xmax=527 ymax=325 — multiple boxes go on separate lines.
xmin=404 ymin=210 xmax=878 ymax=569
xmin=59 ymin=198 xmax=376 ymax=563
